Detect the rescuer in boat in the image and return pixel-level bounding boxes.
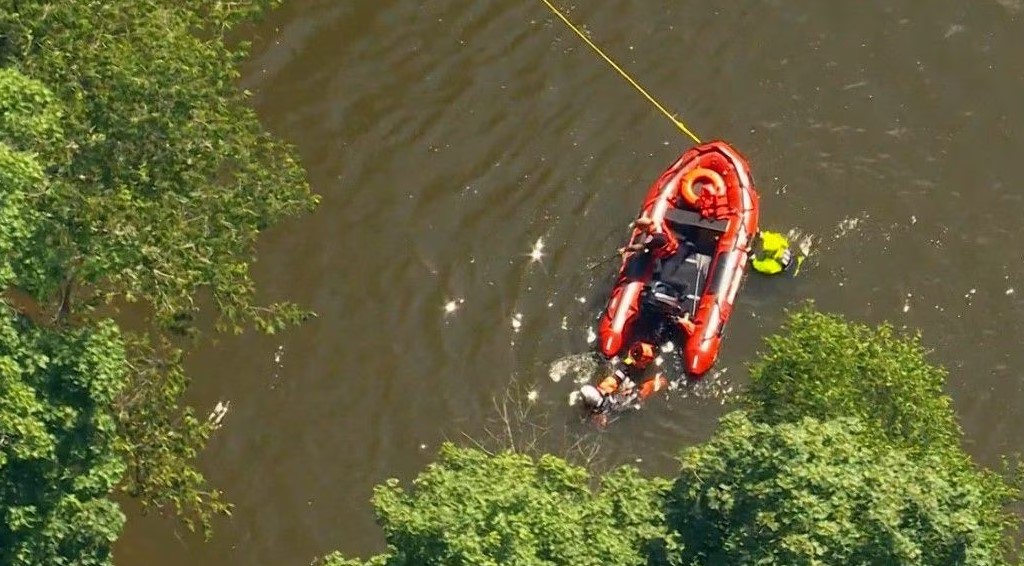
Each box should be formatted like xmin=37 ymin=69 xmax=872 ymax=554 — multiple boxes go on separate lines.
xmin=618 ymin=215 xmax=678 ymax=259
xmin=581 ymin=215 xmax=700 ymax=418
xmin=620 ymin=216 xmax=701 ymax=339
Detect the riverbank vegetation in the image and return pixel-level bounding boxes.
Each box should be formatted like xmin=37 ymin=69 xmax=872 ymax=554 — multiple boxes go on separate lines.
xmin=0 ymin=1 xmax=316 ymax=563
xmin=2 ymin=1 xmax=1021 ymax=565
xmin=322 ymin=308 xmax=1022 ymax=566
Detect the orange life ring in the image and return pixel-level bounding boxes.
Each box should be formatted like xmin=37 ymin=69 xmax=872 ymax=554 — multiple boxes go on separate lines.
xmin=679 ymin=167 xmax=726 ymax=206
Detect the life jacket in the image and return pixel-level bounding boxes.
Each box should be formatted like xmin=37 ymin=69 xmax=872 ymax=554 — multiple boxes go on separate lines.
xmin=626 ymin=342 xmax=657 ymax=369
xmin=751 ymin=231 xmax=790 ymax=275
xmin=697 ymin=189 xmax=731 ymax=220
xmin=638 ymin=375 xmax=670 ymax=401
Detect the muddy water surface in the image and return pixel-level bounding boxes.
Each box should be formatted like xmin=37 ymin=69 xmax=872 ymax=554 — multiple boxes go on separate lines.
xmin=116 ymin=2 xmax=1024 ymax=564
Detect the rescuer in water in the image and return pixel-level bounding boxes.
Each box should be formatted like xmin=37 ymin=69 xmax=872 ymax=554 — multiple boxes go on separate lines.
xmin=750 ymin=230 xmax=804 ymax=275
xmin=580 ymin=341 xmax=669 ymax=425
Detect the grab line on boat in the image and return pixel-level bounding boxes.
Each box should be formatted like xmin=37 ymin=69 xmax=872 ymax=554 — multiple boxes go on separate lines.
xmin=538 ymin=0 xmax=702 ymax=144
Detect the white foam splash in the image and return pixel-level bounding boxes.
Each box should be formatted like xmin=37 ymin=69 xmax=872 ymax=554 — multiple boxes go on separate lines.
xmin=786 ymin=228 xmax=814 ymax=261
xmin=527 ymin=390 xmax=539 ymax=402
xmin=835 ymin=215 xmax=865 ymax=238
xmin=511 ymin=313 xmax=523 ymax=332
xmin=548 ymin=353 xmax=601 ymax=384
xmin=586 ymin=327 xmax=597 ymax=344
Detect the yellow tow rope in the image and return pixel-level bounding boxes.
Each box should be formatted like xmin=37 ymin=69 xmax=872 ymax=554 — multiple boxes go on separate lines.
xmin=538 ymin=0 xmax=702 ymax=144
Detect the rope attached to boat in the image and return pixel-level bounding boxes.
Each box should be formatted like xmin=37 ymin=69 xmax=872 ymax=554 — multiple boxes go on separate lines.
xmin=538 ymin=0 xmax=702 ymax=144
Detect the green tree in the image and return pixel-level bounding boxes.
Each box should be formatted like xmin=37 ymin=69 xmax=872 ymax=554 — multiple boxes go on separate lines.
xmin=0 ymin=0 xmax=318 ymax=536
xmin=0 ymin=67 xmax=61 ymax=291
xmin=1 ymin=0 xmax=318 ymax=330
xmin=319 ymin=443 xmax=675 ymax=566
xmin=666 ymin=412 xmax=1014 ymax=566
xmin=0 ymin=305 xmax=128 ymax=566
xmin=1 ymin=63 xmax=129 ymax=566
xmin=743 ymin=306 xmax=961 ymax=457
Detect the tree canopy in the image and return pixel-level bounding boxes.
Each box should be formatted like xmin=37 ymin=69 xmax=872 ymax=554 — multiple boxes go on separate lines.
xmin=1 ymin=0 xmax=318 ymax=330
xmin=319 ymin=444 xmax=675 ymax=566
xmin=742 ymin=307 xmax=962 ymax=458
xmin=0 ymin=67 xmax=60 ymax=291
xmin=0 ymin=0 xmax=318 ymax=556
xmin=667 ymin=412 xmax=1013 ymax=566
xmin=0 ymin=305 xmax=127 ymax=566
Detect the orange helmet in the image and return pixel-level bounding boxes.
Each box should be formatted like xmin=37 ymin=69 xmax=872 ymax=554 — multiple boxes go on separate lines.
xmin=626 ymin=342 xmax=657 ymax=369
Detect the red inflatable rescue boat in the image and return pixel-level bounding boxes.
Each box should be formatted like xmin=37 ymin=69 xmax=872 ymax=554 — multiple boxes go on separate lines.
xmin=597 ymin=141 xmax=759 ymax=378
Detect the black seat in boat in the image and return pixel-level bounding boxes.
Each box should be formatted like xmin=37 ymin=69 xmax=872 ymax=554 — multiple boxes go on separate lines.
xmin=664 ymin=208 xmax=727 ymax=256
xmin=664 ymin=208 xmax=728 ymax=233
xmin=650 ymin=243 xmax=710 ymax=316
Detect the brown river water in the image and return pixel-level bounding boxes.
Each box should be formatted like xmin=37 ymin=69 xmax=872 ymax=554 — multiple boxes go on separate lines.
xmin=116 ymin=1 xmax=1024 ymax=564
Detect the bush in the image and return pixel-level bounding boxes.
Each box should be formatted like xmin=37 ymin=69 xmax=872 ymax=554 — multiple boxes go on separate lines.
xmin=0 ymin=308 xmax=128 ymax=566
xmin=667 ymin=412 xmax=1015 ymax=566
xmin=319 ymin=443 xmax=675 ymax=566
xmin=744 ymin=306 xmax=961 ymax=457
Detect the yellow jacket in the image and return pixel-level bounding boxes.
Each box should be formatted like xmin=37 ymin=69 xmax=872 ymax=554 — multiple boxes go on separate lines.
xmin=751 ymin=231 xmax=798 ymax=275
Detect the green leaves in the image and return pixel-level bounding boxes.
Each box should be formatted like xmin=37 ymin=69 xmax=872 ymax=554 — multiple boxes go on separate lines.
xmin=321 ymin=443 xmax=674 ymax=566
xmin=743 ymin=305 xmax=961 ymax=458
xmin=0 ymin=305 xmax=127 ymax=566
xmin=667 ymin=413 xmax=1012 ymax=566
xmin=1 ymin=0 xmax=318 ymax=329
xmin=0 ymin=68 xmax=62 ymax=293
xmin=114 ymin=334 xmax=230 ymax=538
xmin=0 ymin=67 xmax=64 ymax=157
